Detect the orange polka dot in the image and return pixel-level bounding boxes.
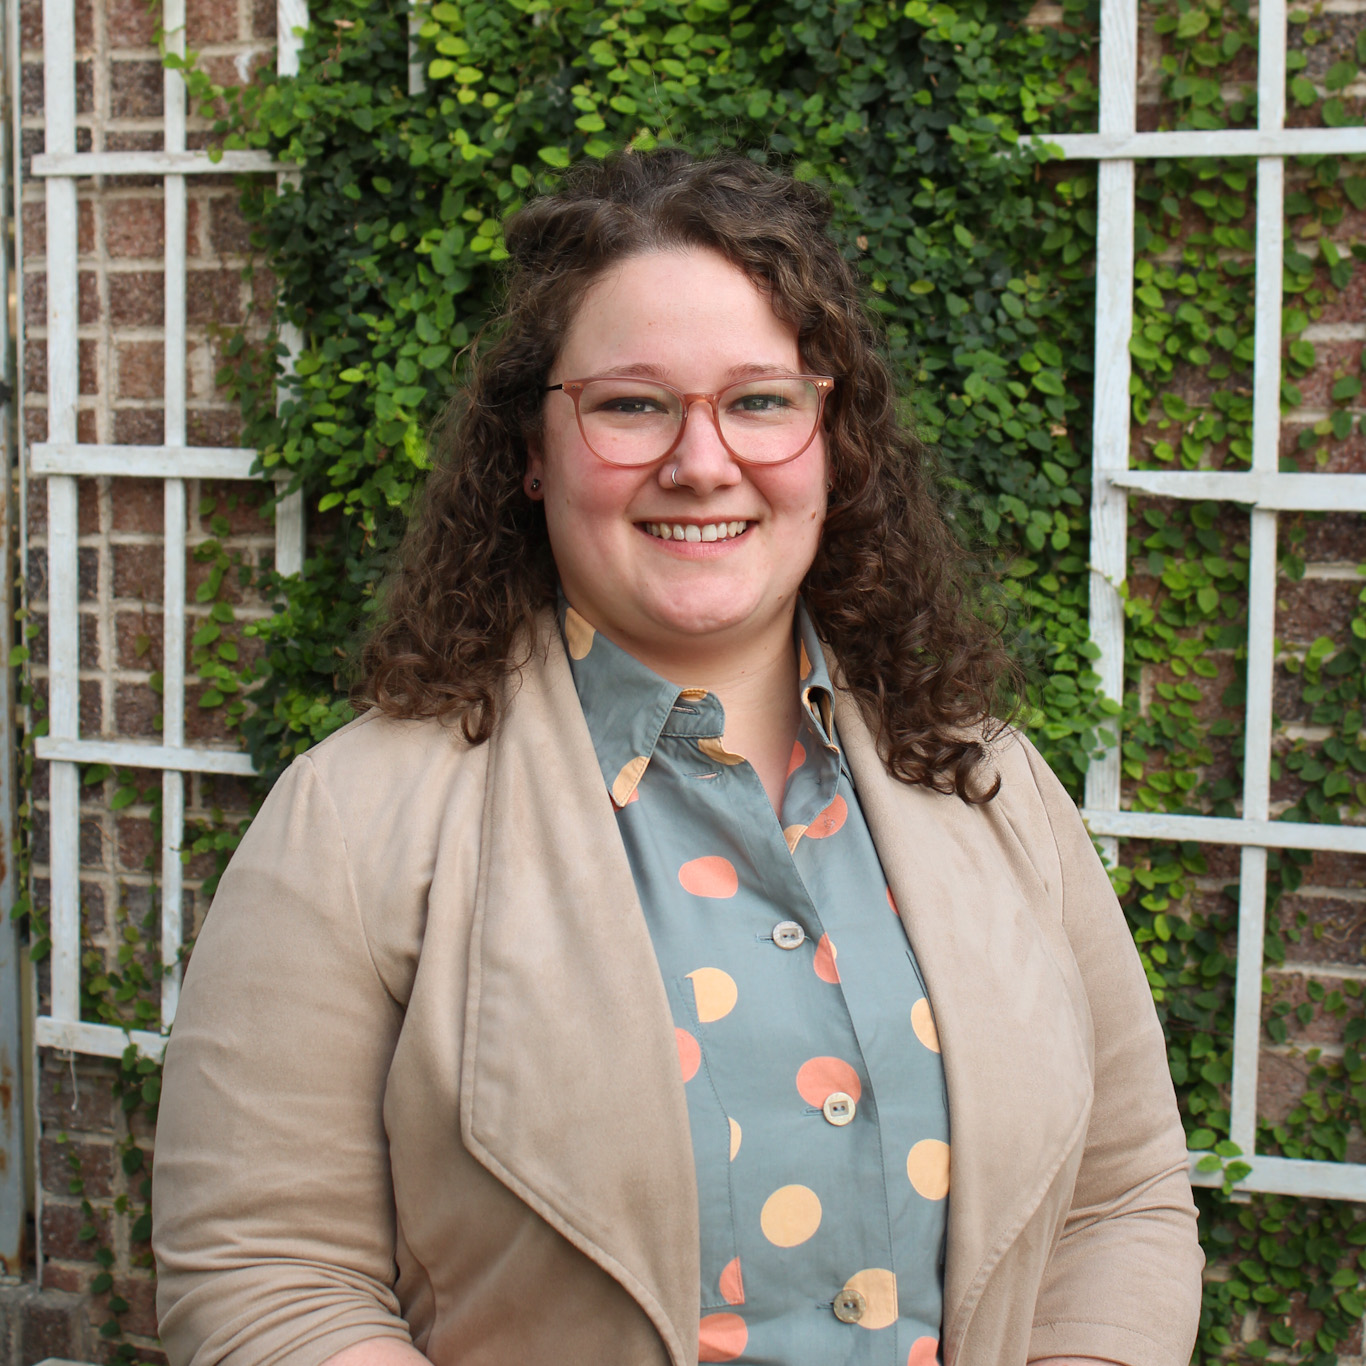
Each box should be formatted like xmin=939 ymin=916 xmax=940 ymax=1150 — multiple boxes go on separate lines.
xmin=564 ymin=607 xmax=596 ymax=659
xmin=842 ymin=1268 xmax=897 ymax=1330
xmin=795 ymin=1056 xmax=862 ymax=1108
xmin=760 ymin=1184 xmax=822 ymax=1246
xmin=807 ymin=794 xmax=847 ymax=840
xmin=679 ymin=856 xmax=739 ymax=898
xmin=610 ymin=785 xmax=640 ymax=812
xmin=799 ymin=639 xmax=813 ymax=678
xmin=688 ymin=967 xmax=738 ymax=1023
xmin=813 ymin=933 xmax=840 ymax=984
xmin=911 ymin=997 xmax=940 ymax=1053
xmin=907 ymin=1139 xmax=950 ymax=1200
xmin=676 ymin=1028 xmax=700 ymax=1082
xmin=698 ymin=1312 xmax=748 ymax=1362
xmin=908 ymin=1337 xmax=939 ymax=1366
xmin=719 ymin=1256 xmax=745 ymax=1306
xmin=787 ymin=740 xmax=806 ymax=778
xmin=728 ymin=1117 xmax=742 ymax=1160
xmin=887 ymin=886 xmax=899 ymax=915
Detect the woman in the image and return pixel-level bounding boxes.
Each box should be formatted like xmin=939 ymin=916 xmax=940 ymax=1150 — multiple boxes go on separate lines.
xmin=152 ymin=149 xmax=1203 ymax=1366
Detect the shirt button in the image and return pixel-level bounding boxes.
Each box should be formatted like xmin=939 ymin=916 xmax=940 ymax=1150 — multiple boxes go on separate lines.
xmin=772 ymin=921 xmax=806 ymax=950
xmin=822 ymin=1091 xmax=856 ymax=1126
xmin=833 ymin=1287 xmax=866 ymax=1324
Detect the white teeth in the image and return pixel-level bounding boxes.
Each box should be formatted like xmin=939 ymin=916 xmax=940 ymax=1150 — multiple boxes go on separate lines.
xmin=644 ymin=521 xmax=750 ymax=541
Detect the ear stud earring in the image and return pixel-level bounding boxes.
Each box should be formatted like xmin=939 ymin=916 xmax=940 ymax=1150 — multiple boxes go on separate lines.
xmin=530 ymin=479 xmax=541 ymax=492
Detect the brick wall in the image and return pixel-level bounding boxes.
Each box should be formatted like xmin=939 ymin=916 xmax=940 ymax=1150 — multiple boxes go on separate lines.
xmin=18 ymin=0 xmax=278 ymax=1359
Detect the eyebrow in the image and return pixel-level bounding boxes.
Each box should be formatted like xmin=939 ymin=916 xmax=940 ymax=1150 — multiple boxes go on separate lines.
xmin=600 ymin=362 xmax=798 ymax=383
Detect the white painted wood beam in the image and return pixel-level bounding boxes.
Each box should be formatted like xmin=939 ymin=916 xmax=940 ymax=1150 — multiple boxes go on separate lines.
xmin=1110 ymin=470 xmax=1366 ymax=510
xmin=31 ymin=150 xmax=280 ymax=177
xmin=36 ymin=737 xmax=256 ymax=777
xmin=1081 ymin=808 xmax=1366 ymax=854
xmin=31 ymin=444 xmax=262 ymax=480
xmin=1038 ymin=126 xmax=1366 ymax=161
xmin=42 ymin=0 xmax=81 ymax=1030
xmin=1083 ymin=0 xmax=1138 ymax=854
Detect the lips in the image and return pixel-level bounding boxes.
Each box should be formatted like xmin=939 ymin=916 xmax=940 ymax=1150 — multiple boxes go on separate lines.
xmin=642 ymin=520 xmax=751 ymax=543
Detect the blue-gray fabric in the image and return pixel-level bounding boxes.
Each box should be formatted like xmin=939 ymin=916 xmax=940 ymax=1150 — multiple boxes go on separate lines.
xmin=560 ymin=600 xmax=950 ymax=1366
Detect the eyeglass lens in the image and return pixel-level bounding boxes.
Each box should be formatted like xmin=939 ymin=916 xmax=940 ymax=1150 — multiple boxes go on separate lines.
xmin=575 ymin=377 xmax=822 ymax=465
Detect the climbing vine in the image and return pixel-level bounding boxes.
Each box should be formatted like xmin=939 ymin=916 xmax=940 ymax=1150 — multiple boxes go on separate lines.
xmin=12 ymin=0 xmax=1366 ymax=1359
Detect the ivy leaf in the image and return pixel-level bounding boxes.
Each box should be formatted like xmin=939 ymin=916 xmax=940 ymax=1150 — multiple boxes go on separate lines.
xmin=537 ymin=146 xmax=571 ymax=168
xmin=1324 ymin=60 xmax=1356 ymax=91
xmin=1289 ymin=75 xmax=1318 ymax=107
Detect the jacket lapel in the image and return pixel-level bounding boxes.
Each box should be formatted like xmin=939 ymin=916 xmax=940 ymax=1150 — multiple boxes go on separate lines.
xmin=833 ymin=693 xmax=1093 ymax=1359
xmin=459 ymin=627 xmax=698 ymax=1366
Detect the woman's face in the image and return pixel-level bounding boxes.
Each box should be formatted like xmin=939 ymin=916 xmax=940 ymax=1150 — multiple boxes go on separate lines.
xmin=525 ymin=248 xmax=828 ymax=676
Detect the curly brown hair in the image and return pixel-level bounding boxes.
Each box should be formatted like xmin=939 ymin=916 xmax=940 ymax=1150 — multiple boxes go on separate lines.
xmin=358 ymin=147 xmax=1019 ymax=800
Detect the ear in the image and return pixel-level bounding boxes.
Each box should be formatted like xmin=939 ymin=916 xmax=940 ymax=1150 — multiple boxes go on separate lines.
xmin=524 ymin=439 xmax=546 ymax=500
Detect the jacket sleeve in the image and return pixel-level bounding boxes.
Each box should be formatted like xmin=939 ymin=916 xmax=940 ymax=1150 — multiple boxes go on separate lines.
xmin=1019 ymin=738 xmax=1205 ymax=1366
xmin=152 ymin=754 xmax=415 ymax=1366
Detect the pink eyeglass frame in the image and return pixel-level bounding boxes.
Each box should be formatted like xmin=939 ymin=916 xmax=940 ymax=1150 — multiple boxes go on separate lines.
xmin=545 ymin=374 xmax=835 ymax=467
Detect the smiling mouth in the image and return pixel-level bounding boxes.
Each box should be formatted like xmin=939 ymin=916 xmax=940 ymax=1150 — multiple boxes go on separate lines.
xmin=642 ymin=520 xmax=751 ymax=543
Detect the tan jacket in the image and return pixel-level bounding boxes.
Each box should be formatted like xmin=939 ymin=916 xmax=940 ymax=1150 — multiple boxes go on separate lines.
xmin=152 ymin=629 xmax=1203 ymax=1366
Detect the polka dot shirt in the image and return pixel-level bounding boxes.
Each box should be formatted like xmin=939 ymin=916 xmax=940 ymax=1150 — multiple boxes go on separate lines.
xmin=561 ymin=600 xmax=949 ymax=1366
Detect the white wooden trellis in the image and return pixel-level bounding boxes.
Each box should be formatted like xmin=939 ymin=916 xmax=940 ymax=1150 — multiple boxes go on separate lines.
xmin=1054 ymin=0 xmax=1366 ymax=1202
xmin=29 ymin=0 xmax=307 ymax=1061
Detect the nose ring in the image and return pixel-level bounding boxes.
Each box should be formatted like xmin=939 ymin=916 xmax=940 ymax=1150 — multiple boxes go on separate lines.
xmin=671 ymin=465 xmax=681 ymax=487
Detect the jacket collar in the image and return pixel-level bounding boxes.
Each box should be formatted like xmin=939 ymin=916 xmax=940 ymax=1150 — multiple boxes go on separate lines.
xmin=459 ymin=617 xmax=1091 ymax=1364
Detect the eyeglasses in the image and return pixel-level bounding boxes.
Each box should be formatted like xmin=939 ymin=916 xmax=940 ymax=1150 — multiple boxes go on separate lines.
xmin=544 ymin=374 xmax=834 ymax=468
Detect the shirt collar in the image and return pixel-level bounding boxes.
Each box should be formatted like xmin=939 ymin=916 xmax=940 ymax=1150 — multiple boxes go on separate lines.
xmin=560 ymin=596 xmax=842 ymax=808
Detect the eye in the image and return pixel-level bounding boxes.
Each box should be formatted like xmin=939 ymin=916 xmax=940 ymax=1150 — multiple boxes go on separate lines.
xmin=728 ymin=391 xmax=791 ymax=413
xmin=580 ymin=381 xmax=679 ymax=419
xmin=596 ymin=394 xmax=668 ymax=416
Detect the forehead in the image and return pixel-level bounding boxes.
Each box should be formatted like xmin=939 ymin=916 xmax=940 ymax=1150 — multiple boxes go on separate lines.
xmin=555 ymin=248 xmax=801 ymax=376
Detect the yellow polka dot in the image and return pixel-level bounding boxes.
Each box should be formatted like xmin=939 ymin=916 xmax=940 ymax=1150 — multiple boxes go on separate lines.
xmin=698 ymin=736 xmax=746 ymax=765
xmin=907 ymin=1139 xmax=950 ymax=1200
xmin=611 ymin=755 xmax=649 ymax=807
xmin=911 ymin=998 xmax=941 ymax=1053
xmin=688 ymin=967 xmax=738 ymax=1023
xmin=679 ymin=687 xmax=708 ymax=700
xmin=799 ymin=639 xmax=813 ymax=678
xmin=783 ymin=823 xmax=808 ymax=853
xmin=760 ymin=1184 xmax=822 ymax=1247
xmin=728 ymin=1117 xmax=741 ymax=1161
xmin=841 ymin=1268 xmax=897 ymax=1330
xmin=564 ymin=607 xmax=596 ymax=659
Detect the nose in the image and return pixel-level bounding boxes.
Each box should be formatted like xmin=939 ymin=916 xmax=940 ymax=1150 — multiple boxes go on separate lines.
xmin=661 ymin=397 xmax=743 ymax=495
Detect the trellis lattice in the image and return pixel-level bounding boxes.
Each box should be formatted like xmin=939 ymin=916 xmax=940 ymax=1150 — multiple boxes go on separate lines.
xmin=1055 ymin=0 xmax=1366 ymax=1201
xmin=30 ymin=0 xmax=305 ymax=1060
